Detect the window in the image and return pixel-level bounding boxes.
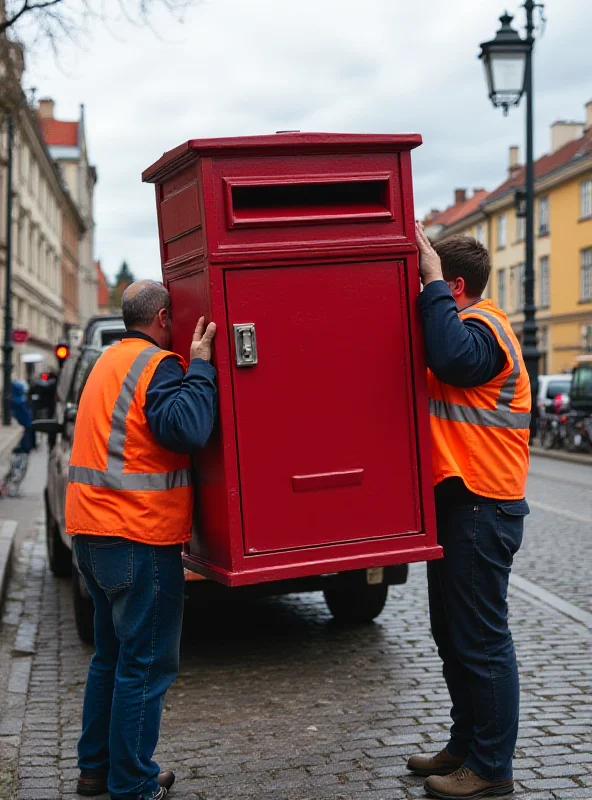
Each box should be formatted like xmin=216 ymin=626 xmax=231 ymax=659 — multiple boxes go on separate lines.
xmin=498 ymin=269 xmax=506 ymax=309
xmin=546 ymin=380 xmax=571 ymax=401
xmin=539 ymin=256 xmax=550 ymax=308
xmin=497 ymin=215 xmax=507 ymax=249
xmin=571 ymin=364 xmax=592 ymax=405
xmin=476 ymin=223 xmax=486 ymax=245
xmin=581 ymin=180 xmax=592 ymax=219
xmin=516 ymin=215 xmax=526 ymax=242
xmin=538 ymin=196 xmax=550 ymax=235
xmin=17 ymin=210 xmax=24 ymax=262
xmin=511 ymin=264 xmax=525 ymax=311
xmin=581 ymin=247 xmax=592 ymax=302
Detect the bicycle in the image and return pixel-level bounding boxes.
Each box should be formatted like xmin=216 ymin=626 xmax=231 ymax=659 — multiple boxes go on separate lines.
xmin=0 ymin=451 xmax=30 ymax=497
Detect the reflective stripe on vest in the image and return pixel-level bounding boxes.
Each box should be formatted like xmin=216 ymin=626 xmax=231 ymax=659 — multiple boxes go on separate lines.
xmin=429 ymin=307 xmax=531 ymax=431
xmin=69 ymin=346 xmax=192 ymax=492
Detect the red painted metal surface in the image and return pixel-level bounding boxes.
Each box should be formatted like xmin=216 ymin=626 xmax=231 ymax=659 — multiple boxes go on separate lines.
xmin=143 ymin=133 xmax=441 ymax=586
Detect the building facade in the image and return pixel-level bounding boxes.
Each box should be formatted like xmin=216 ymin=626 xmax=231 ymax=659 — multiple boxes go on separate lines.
xmin=62 ymin=195 xmax=85 ymax=334
xmin=39 ymin=99 xmax=98 ymax=329
xmin=425 ymin=100 xmax=592 ymax=375
xmin=1 ymin=78 xmax=65 ymax=380
xmin=95 ymin=259 xmax=112 ymax=313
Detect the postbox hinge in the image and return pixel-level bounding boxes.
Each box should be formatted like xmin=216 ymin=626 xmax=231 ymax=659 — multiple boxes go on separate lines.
xmin=233 ymin=323 xmax=258 ymax=367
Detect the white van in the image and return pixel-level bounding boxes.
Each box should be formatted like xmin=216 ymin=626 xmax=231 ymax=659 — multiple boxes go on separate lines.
xmin=537 ymin=373 xmax=573 ymax=416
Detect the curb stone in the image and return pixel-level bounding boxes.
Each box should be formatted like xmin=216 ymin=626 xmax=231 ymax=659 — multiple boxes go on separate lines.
xmin=530 ymin=445 xmax=592 ymax=466
xmin=0 ymin=520 xmax=18 ymax=612
xmin=0 ymin=527 xmax=44 ymax=796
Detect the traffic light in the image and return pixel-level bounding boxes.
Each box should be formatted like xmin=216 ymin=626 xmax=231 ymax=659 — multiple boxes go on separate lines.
xmin=55 ymin=343 xmax=70 ymax=370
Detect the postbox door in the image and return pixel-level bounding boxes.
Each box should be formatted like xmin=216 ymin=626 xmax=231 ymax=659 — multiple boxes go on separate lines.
xmin=225 ymin=261 xmax=423 ymax=555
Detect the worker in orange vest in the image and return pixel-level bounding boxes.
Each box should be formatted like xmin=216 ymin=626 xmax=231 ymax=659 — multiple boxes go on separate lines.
xmin=406 ymin=225 xmax=530 ymax=800
xmin=66 ymin=280 xmax=217 ymax=800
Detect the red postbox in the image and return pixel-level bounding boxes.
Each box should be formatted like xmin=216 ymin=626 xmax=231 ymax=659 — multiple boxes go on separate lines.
xmin=143 ymin=133 xmax=442 ymax=589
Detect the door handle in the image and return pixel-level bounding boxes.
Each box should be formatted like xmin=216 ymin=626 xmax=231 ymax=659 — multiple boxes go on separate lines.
xmin=233 ymin=324 xmax=258 ymax=367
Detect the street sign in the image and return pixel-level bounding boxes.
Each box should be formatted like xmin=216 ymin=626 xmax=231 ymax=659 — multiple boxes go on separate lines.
xmin=12 ymin=329 xmax=29 ymax=344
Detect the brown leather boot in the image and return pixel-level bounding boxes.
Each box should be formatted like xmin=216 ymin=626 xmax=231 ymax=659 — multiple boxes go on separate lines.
xmin=425 ymin=766 xmax=514 ymax=798
xmin=77 ymin=769 xmax=176 ymax=797
xmin=407 ymin=747 xmax=465 ymax=777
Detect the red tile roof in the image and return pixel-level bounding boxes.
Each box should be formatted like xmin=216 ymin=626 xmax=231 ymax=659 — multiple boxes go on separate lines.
xmin=40 ymin=118 xmax=79 ymax=148
xmin=96 ymin=261 xmax=111 ymax=309
xmin=487 ymin=128 xmax=592 ymax=201
xmin=425 ymin=190 xmax=490 ymax=229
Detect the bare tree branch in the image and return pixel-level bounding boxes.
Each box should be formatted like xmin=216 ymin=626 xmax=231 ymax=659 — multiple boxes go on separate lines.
xmin=1 ymin=0 xmax=63 ymax=33
xmin=0 ymin=0 xmax=200 ymax=44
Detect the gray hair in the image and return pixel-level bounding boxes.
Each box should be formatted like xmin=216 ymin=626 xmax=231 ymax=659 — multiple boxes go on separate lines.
xmin=121 ymin=280 xmax=171 ymax=330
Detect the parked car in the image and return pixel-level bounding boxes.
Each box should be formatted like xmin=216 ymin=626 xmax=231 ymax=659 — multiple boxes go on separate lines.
xmin=566 ymin=355 xmax=592 ymax=452
xmin=536 ymin=373 xmax=573 ymax=420
xmin=83 ymin=315 xmax=126 ymax=349
xmin=569 ymin=355 xmax=592 ymax=413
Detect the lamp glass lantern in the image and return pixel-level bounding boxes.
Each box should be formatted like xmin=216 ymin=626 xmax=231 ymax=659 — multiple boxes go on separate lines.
xmin=479 ymin=13 xmax=530 ymax=114
xmin=514 ymin=188 xmax=527 ymax=218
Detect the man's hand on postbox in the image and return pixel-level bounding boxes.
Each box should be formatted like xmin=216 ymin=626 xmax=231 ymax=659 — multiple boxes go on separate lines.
xmin=415 ymin=221 xmax=444 ymax=287
xmin=190 ymin=316 xmax=217 ymax=362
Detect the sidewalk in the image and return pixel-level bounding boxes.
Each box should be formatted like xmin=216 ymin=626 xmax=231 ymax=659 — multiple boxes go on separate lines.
xmin=0 ymin=425 xmax=26 ymax=612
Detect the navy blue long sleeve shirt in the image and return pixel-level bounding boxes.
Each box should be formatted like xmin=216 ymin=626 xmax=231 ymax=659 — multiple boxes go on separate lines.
xmin=419 ymin=281 xmax=508 ymax=505
xmin=124 ymin=332 xmax=217 ymax=454
xmin=418 ymin=280 xmax=506 ymax=388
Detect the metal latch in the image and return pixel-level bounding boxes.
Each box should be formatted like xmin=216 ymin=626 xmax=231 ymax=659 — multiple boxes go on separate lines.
xmin=233 ymin=323 xmax=258 ymax=367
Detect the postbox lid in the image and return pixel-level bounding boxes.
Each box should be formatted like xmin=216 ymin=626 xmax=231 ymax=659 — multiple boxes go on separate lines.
xmin=142 ymin=132 xmax=422 ymax=183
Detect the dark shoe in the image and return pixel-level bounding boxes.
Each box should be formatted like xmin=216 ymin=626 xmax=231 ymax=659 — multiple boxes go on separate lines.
xmin=76 ymin=770 xmax=176 ymax=797
xmin=425 ymin=766 xmax=514 ymax=798
xmin=407 ymin=747 xmax=465 ymax=777
xmin=158 ymin=771 xmax=175 ymax=792
xmin=77 ymin=773 xmax=109 ymax=796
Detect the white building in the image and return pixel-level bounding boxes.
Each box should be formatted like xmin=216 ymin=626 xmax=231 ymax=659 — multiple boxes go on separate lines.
xmin=38 ymin=99 xmax=98 ymax=329
xmin=0 ymin=54 xmax=65 ymax=379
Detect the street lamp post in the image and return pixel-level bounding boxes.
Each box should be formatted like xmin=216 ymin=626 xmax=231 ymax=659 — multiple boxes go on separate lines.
xmin=480 ymin=2 xmax=542 ymax=438
xmin=2 ymin=112 xmax=14 ymax=427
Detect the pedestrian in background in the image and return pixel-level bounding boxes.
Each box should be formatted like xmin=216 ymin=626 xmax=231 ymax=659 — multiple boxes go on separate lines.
xmin=11 ymin=380 xmax=34 ymax=456
xmin=406 ymin=225 xmax=530 ymax=800
xmin=66 ymin=280 xmax=217 ymax=800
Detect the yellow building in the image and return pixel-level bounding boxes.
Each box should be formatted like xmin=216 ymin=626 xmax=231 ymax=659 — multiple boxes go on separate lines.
xmin=426 ymin=101 xmax=592 ymax=374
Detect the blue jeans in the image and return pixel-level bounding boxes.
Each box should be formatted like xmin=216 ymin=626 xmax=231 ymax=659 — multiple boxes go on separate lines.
xmin=427 ymin=498 xmax=529 ymax=782
xmin=73 ymin=535 xmax=185 ymax=800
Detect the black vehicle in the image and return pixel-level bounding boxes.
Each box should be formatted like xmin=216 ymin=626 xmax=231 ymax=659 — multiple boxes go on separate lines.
xmin=566 ymin=356 xmax=592 ymax=453
xmin=33 ymin=345 xmax=103 ymax=642
xmin=83 ymin=315 xmax=126 ymax=349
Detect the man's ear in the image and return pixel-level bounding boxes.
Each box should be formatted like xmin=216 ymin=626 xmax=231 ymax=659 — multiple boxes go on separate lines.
xmin=451 ymin=276 xmax=466 ymax=297
xmin=157 ymin=307 xmax=169 ymax=328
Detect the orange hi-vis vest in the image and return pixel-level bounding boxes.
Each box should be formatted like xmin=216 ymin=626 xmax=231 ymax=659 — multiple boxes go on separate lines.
xmin=66 ymin=338 xmax=193 ymax=545
xmin=427 ymin=299 xmax=531 ymax=500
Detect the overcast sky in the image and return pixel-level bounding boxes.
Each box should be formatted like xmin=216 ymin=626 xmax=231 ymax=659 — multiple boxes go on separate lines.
xmin=21 ymin=0 xmax=592 ymax=282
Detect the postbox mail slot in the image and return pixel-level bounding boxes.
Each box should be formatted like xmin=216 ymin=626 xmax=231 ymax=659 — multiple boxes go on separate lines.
xmin=225 ymin=175 xmax=393 ymax=228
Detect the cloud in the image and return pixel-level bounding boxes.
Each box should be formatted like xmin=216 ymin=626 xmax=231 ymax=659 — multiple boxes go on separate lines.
xmin=21 ymin=0 xmax=592 ymax=282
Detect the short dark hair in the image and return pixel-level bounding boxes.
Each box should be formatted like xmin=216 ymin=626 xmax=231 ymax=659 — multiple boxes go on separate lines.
xmin=121 ymin=281 xmax=171 ymax=329
xmin=434 ymin=235 xmax=491 ymax=297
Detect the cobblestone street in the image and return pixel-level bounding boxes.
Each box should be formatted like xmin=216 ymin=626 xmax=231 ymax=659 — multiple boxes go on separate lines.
xmin=1 ymin=451 xmax=591 ymax=800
